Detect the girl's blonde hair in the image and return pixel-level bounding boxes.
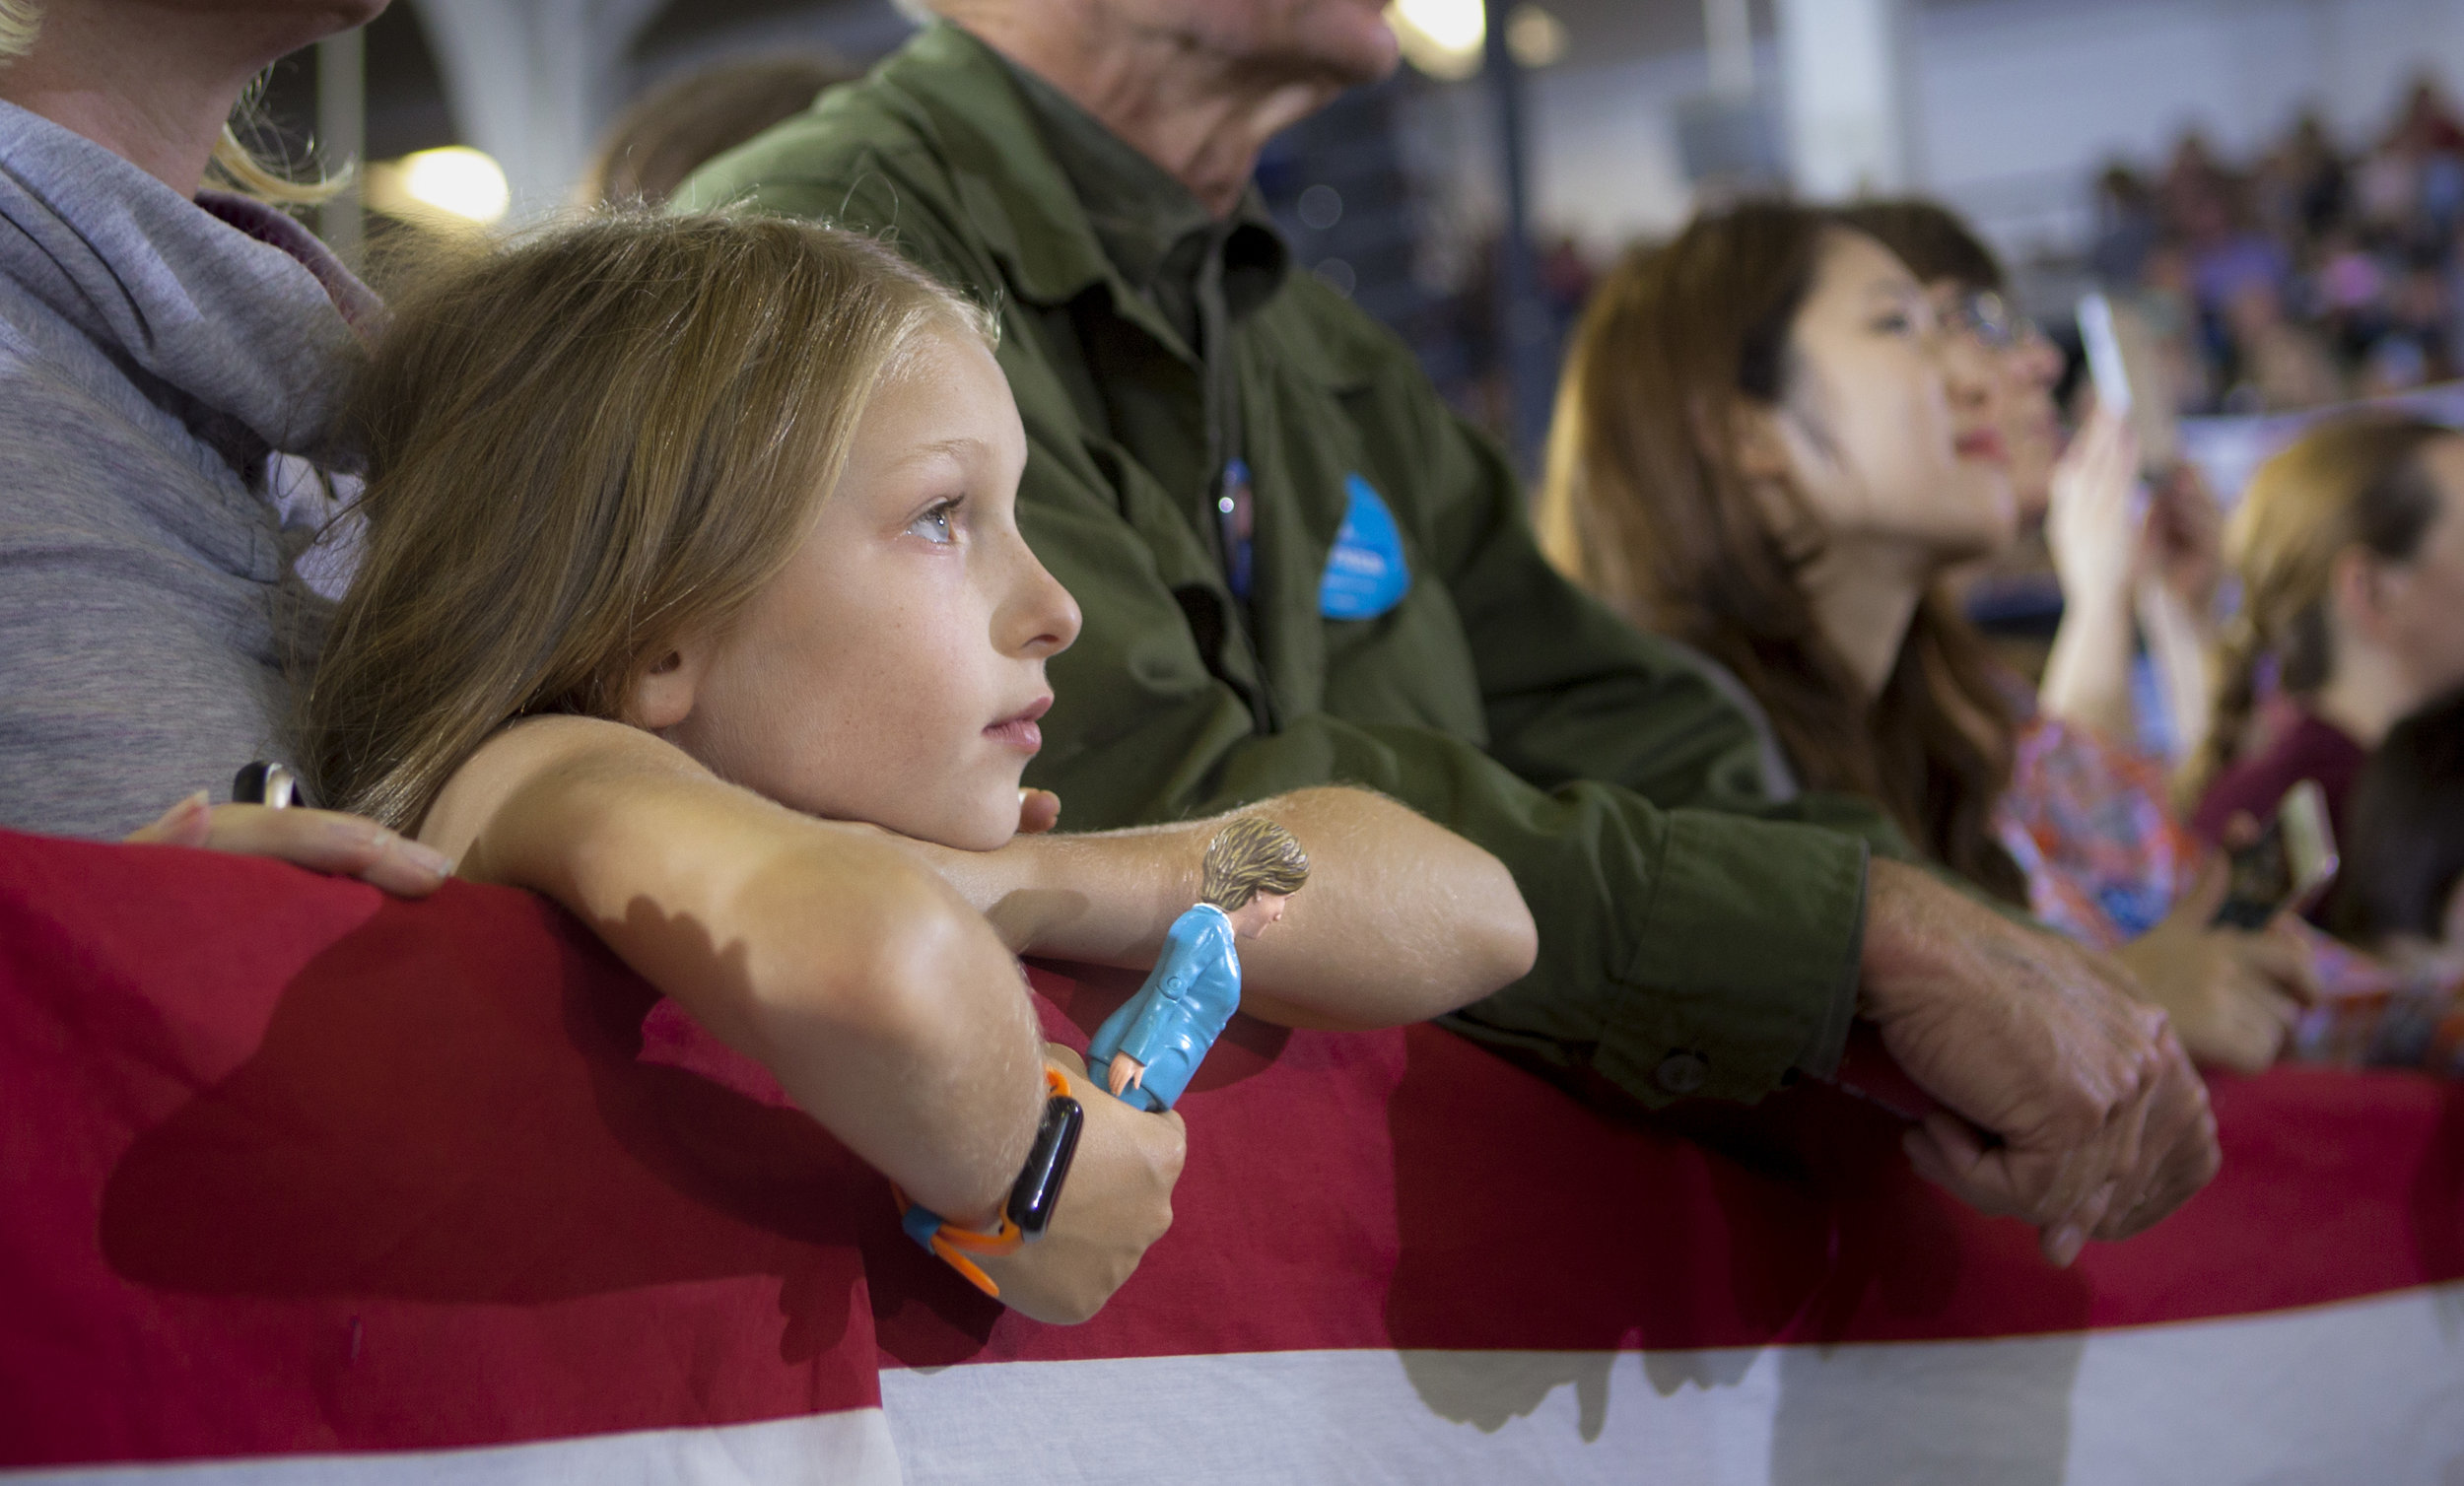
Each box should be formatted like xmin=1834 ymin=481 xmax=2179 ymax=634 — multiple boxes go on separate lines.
xmin=2191 ymin=415 xmax=2455 ymax=796
xmin=299 ymin=212 xmax=995 ymax=832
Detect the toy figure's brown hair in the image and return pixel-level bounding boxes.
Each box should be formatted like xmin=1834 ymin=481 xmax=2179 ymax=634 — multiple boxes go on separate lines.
xmin=299 ymin=212 xmax=993 ymax=832
xmin=1199 ymin=817 xmax=1310 ymax=911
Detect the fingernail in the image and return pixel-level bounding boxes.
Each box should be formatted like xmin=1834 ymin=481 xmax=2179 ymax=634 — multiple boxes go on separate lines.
xmin=2051 ymin=1224 xmax=2084 ymax=1266
xmin=397 ymin=840 xmax=453 ymax=878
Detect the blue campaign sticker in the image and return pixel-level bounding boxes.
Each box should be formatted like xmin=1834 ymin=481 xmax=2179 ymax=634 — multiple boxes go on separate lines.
xmin=1318 ymin=473 xmax=1411 ymax=620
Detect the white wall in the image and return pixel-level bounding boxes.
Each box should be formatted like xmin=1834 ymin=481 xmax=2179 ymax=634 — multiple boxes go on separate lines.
xmin=1519 ymin=0 xmax=2464 ymax=262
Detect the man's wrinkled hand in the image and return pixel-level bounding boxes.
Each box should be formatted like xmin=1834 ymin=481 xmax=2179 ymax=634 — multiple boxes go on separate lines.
xmin=126 ymin=792 xmax=452 ymax=898
xmin=976 ymin=1045 xmax=1184 ymax=1323
xmin=1860 ymin=859 xmax=2218 ymax=1265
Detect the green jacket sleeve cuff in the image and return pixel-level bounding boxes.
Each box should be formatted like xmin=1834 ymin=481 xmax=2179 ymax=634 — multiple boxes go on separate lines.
xmin=1593 ymin=812 xmax=1869 ymax=1104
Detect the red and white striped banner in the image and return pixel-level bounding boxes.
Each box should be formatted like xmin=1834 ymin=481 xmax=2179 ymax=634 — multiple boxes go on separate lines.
xmin=4 ymin=829 xmax=2460 ymax=1483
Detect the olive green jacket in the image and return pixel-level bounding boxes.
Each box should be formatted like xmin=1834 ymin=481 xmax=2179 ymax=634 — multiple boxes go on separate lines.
xmin=678 ymin=25 xmax=1913 ymax=1106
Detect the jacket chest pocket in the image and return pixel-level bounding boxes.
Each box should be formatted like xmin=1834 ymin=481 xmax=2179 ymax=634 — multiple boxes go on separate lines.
xmin=1319 ymin=558 xmax=1487 ymax=744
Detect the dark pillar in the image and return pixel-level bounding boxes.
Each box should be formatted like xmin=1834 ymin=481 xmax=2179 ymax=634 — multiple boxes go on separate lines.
xmin=1484 ymin=0 xmax=1554 ymax=476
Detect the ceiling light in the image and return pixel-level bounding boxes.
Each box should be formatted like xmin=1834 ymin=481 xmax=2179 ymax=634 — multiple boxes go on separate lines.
xmin=1507 ymin=4 xmax=1567 ymax=68
xmin=1388 ymin=0 xmax=1485 ymax=81
xmin=368 ymin=146 xmax=511 ymax=227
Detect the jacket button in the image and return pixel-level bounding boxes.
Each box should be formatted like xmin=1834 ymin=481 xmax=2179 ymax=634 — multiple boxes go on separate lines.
xmin=1655 ymin=1051 xmax=1709 ymax=1096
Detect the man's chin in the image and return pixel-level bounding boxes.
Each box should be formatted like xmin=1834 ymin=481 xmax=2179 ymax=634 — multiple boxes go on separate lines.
xmin=1319 ymin=19 xmax=1403 ymax=85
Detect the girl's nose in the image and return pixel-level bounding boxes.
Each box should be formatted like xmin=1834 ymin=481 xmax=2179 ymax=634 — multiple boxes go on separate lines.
xmin=1004 ymin=541 xmax=1082 ymax=659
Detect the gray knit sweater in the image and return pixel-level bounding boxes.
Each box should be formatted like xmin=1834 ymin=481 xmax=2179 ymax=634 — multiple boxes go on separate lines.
xmin=0 ymin=101 xmax=376 ymax=839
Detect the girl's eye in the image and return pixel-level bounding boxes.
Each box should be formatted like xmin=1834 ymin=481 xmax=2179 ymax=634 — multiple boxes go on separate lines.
xmin=1874 ymin=310 xmax=1914 ymax=335
xmin=909 ymin=500 xmax=960 ymax=545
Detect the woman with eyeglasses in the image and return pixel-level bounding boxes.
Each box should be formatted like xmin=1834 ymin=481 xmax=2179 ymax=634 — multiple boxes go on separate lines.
xmin=1843 ymin=200 xmax=2226 ymax=757
xmin=1539 ymin=200 xmax=2313 ymax=1071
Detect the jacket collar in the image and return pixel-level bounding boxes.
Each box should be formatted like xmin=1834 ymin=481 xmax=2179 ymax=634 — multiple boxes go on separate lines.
xmin=873 ymin=25 xmax=1120 ymax=309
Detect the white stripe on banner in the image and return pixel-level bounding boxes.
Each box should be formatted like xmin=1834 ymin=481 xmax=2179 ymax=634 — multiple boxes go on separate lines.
xmin=3 ymin=1408 xmax=899 ymax=1486
xmin=882 ymin=1284 xmax=2464 ymax=1485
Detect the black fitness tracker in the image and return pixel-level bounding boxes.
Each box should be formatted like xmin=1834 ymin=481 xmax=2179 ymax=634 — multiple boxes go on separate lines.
xmin=1004 ymin=1078 xmax=1083 ymax=1240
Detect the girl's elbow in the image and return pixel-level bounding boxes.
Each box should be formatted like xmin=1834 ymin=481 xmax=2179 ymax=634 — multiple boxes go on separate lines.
xmin=1448 ymin=855 xmax=1539 ymax=1004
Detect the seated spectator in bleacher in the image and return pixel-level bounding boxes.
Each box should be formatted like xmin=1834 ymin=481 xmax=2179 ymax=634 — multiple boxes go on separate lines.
xmin=297 ymin=211 xmax=1537 ymax=1318
xmin=2191 ymin=416 xmax=2464 ymax=852
xmin=581 ymin=55 xmax=857 ymax=209
xmin=1540 ymin=201 xmax=2313 ymax=1071
xmin=678 ymin=0 xmax=2221 ymax=1267
xmin=2101 ymin=73 xmax=2464 ymax=418
xmin=2223 ymin=282 xmax=2346 ymax=412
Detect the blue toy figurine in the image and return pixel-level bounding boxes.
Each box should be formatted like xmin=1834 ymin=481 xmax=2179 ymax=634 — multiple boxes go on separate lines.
xmin=1086 ymin=816 xmax=1310 ymax=1112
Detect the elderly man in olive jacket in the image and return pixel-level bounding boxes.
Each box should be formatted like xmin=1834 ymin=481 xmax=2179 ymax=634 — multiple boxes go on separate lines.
xmin=677 ymin=0 xmax=2217 ymax=1263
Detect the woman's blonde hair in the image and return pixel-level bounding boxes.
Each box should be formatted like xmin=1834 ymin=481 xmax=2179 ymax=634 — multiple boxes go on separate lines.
xmin=1540 ymin=202 xmax=2024 ymax=903
xmin=2191 ymin=414 xmax=2456 ymax=795
xmin=299 ymin=212 xmax=996 ymax=832
xmin=0 ymin=1 xmax=341 ymax=205
xmin=0 ymin=0 xmax=37 ymax=63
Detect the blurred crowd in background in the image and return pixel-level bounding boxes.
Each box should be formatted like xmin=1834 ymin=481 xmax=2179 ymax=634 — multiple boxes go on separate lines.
xmin=2087 ymin=72 xmax=2464 ymax=417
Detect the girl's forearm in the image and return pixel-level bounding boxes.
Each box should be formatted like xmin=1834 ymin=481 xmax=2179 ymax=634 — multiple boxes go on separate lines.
xmin=2136 ymin=578 xmax=2215 ymax=765
xmin=2039 ymin=585 xmax=2140 ymax=743
xmin=429 ymin=719 xmax=1045 ymax=1224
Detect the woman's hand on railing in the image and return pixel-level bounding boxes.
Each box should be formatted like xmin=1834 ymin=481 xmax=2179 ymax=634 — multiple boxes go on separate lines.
xmin=125 ymin=792 xmax=452 ymax=897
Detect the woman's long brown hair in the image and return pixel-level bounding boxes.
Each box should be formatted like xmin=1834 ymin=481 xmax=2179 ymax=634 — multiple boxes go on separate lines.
xmin=1538 ymin=201 xmax=2026 ymax=904
xmin=298 ymin=213 xmax=992 ymax=833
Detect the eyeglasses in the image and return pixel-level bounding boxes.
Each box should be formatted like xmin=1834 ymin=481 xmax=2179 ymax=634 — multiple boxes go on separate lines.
xmin=1945 ymin=290 xmax=2038 ymax=350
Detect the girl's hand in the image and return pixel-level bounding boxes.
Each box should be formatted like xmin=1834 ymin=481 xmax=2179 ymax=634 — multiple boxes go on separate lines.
xmin=2045 ymin=399 xmax=2146 ymax=619
xmin=2143 ymin=464 xmax=2225 ymax=619
xmin=976 ymin=1046 xmax=1185 ymax=1323
xmin=126 ymin=792 xmax=452 ymax=898
xmin=2112 ymin=854 xmax=2317 ymax=1073
xmin=1017 ymin=788 xmax=1061 ymax=835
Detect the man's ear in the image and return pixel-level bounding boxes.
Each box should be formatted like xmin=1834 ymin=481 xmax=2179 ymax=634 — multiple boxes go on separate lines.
xmin=622 ymin=642 xmax=707 ymax=732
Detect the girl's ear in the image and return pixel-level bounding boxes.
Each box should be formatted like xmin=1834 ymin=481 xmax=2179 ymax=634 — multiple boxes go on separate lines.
xmin=623 ymin=642 xmax=707 ymax=732
xmin=2329 ymin=544 xmax=2399 ymax=645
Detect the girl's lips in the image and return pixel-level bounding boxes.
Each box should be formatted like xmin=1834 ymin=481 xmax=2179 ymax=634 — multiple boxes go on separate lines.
xmin=986 ymin=696 xmax=1052 ymax=753
xmin=986 ymin=719 xmax=1042 ymax=751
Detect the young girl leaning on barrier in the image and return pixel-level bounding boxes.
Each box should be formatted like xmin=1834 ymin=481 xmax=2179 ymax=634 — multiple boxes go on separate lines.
xmin=296 ymin=214 xmax=1535 ymax=1321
